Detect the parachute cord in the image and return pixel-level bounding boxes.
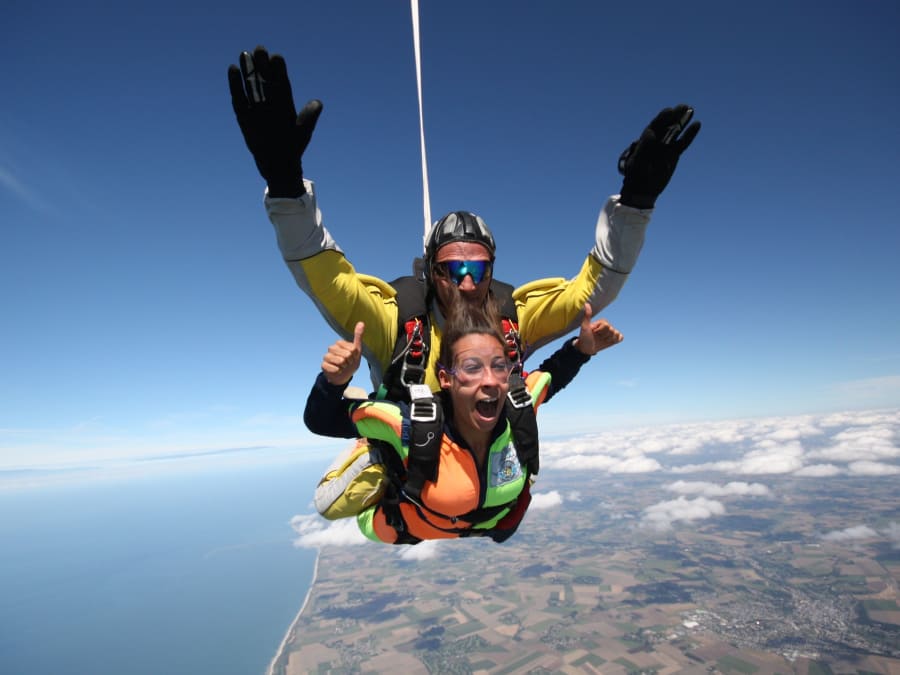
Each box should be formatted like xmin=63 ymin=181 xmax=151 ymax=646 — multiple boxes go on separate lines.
xmin=410 ymin=0 xmax=432 ymax=254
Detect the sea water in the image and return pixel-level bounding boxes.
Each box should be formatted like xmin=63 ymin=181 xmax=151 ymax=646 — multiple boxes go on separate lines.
xmin=0 ymin=453 xmax=329 ymax=675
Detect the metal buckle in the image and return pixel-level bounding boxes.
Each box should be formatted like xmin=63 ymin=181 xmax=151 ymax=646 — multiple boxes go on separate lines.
xmin=400 ymin=361 xmax=424 ymax=386
xmin=408 ymin=384 xmax=437 ymax=422
xmin=410 ymin=399 xmax=438 ymax=423
xmin=507 ymin=385 xmax=531 ymax=410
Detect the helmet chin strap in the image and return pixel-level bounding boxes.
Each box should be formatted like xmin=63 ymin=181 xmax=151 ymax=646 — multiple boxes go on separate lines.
xmin=410 ymin=0 xmax=432 ymax=255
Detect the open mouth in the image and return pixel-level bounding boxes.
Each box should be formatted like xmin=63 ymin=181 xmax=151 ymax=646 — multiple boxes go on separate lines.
xmin=475 ymin=397 xmax=499 ymax=419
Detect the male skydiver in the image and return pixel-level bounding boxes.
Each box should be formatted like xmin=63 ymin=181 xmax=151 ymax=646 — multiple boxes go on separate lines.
xmin=227 ymin=46 xmax=700 ymax=396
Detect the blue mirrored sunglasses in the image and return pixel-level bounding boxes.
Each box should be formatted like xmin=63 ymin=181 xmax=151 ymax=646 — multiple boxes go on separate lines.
xmin=436 ymin=260 xmax=492 ymax=285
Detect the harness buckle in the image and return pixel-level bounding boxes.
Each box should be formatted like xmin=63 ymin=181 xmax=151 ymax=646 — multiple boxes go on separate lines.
xmin=409 ymin=384 xmax=438 ymax=423
xmin=506 ymin=382 xmax=531 ymax=410
xmin=400 ymin=360 xmax=425 ymax=387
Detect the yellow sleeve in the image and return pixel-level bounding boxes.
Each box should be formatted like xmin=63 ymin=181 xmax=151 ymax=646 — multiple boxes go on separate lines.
xmin=514 ymin=195 xmax=650 ymax=356
xmin=264 ymin=183 xmax=400 ymax=387
xmin=294 ymin=251 xmax=399 ymax=387
xmin=513 ymin=255 xmax=604 ymax=355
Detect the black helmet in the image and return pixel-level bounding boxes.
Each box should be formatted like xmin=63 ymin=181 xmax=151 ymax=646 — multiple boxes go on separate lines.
xmin=424 ymin=211 xmax=496 ymax=278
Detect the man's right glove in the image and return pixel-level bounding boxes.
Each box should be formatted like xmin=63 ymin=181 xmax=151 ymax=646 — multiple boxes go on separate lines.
xmin=618 ymin=104 xmax=701 ymax=209
xmin=227 ymin=46 xmax=323 ymax=198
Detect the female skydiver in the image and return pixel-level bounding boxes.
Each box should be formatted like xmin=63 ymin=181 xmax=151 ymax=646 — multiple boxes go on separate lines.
xmin=304 ymin=294 xmax=623 ymax=544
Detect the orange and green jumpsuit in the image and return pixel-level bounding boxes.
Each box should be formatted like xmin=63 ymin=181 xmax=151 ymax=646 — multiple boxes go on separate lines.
xmin=304 ymin=338 xmax=591 ymax=544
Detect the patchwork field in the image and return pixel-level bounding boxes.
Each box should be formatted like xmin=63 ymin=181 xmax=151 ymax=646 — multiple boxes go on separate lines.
xmin=273 ymin=473 xmax=900 ymax=674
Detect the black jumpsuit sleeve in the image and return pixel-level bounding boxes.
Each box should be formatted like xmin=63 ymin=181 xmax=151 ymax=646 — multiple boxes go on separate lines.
xmin=302 ymin=372 xmax=360 ymax=439
xmin=534 ymin=338 xmax=591 ymax=403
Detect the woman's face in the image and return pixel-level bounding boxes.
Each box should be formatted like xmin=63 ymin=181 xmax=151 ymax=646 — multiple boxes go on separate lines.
xmin=438 ymin=333 xmax=511 ymax=439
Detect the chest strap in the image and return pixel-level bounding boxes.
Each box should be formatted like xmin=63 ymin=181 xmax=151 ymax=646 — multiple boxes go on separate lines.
xmin=402 ymin=384 xmax=443 ymax=502
xmin=504 ymin=373 xmax=539 ymax=476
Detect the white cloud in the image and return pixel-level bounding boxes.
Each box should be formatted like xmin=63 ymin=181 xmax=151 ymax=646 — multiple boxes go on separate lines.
xmin=822 ymin=525 xmax=878 ymax=542
xmin=641 ymin=496 xmax=726 ymax=531
xmin=671 ymin=459 xmax=740 ymax=474
xmin=610 ymin=455 xmax=663 ymax=474
xmin=846 ymin=461 xmax=900 ymax=476
xmin=666 ymin=480 xmax=770 ymax=497
xmin=542 ymin=451 xmax=662 ymax=474
xmin=818 ymin=408 xmax=900 ymax=429
xmin=807 ymin=423 xmax=900 ymax=464
xmin=883 ymin=522 xmax=900 ymax=547
xmin=545 ymin=453 xmax=619 ymax=471
xmin=759 ymin=423 xmax=824 ymax=442
xmin=737 ymin=442 xmax=806 ymax=474
xmin=290 ymin=514 xmax=368 ymax=548
xmin=531 ymin=490 xmax=563 ymax=509
xmin=834 ymin=424 xmax=898 ymax=444
xmin=399 ymin=540 xmax=440 ymax=561
xmin=793 ymin=463 xmax=842 ymax=477
xmin=666 ymin=438 xmax=706 ymax=456
xmin=675 ymin=443 xmax=805 ymax=476
xmin=632 ymin=437 xmax=677 ymax=455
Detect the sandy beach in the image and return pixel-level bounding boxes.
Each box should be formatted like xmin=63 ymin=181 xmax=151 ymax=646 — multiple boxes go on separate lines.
xmin=265 ymin=550 xmax=320 ymax=675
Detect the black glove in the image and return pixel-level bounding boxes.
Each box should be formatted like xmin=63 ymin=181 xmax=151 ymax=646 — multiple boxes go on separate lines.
xmin=618 ymin=104 xmax=701 ymax=209
xmin=227 ymin=46 xmax=323 ymax=198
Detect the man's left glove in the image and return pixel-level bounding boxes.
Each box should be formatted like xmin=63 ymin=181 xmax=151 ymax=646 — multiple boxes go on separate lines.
xmin=618 ymin=104 xmax=701 ymax=209
xmin=227 ymin=46 xmax=322 ymax=198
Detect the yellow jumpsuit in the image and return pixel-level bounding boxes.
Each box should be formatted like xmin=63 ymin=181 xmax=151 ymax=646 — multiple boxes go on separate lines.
xmin=265 ymin=179 xmax=651 ymax=391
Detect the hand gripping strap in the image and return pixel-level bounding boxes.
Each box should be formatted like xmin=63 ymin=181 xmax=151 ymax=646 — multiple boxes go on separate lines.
xmin=505 ymin=374 xmax=539 ymax=476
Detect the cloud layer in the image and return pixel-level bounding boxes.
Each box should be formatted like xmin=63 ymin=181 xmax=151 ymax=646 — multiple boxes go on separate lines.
xmin=541 ymin=408 xmax=900 ymax=479
xmin=288 ymin=408 xmax=900 ymax=553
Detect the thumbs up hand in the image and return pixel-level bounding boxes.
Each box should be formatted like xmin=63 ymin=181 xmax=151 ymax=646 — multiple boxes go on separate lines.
xmin=321 ymin=322 xmax=365 ymax=385
xmin=573 ymin=304 xmax=623 ymax=356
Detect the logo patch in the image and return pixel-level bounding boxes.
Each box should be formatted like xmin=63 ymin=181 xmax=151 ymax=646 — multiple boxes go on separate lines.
xmin=490 ymin=443 xmax=522 ymax=487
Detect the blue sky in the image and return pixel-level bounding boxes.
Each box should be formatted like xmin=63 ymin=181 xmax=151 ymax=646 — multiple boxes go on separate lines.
xmin=3 ymin=0 xmax=899 ymax=477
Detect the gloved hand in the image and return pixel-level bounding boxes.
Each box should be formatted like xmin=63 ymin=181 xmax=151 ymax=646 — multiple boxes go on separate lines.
xmin=227 ymin=46 xmax=323 ymax=198
xmin=618 ymin=104 xmax=701 ymax=209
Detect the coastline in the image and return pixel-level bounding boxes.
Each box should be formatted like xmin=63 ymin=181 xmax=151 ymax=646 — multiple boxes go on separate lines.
xmin=265 ymin=549 xmax=320 ymax=675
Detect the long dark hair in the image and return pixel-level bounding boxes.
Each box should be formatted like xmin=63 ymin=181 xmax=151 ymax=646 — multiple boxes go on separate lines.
xmin=435 ymin=285 xmax=506 ymax=376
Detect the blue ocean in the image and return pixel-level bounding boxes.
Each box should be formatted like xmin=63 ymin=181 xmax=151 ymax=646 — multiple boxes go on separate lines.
xmin=0 ymin=453 xmax=330 ymax=675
